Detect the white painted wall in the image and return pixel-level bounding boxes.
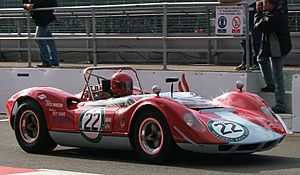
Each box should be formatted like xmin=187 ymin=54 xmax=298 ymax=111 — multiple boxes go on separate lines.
xmin=0 ymin=68 xmax=83 ymax=113
xmin=292 ymin=74 xmax=300 ymax=132
xmin=0 ymin=68 xmax=251 ymax=113
xmin=1 ymin=67 xmax=298 ymax=131
xmin=138 ymin=71 xmax=249 ymax=98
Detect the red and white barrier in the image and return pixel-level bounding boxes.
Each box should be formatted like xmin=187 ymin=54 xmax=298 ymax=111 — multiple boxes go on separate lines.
xmin=0 ymin=166 xmax=100 ymax=175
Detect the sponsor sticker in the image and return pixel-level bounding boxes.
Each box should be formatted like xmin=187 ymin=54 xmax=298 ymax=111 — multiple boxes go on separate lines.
xmin=208 ymin=120 xmax=249 ymax=142
xmin=38 ymin=94 xmax=47 ymax=100
xmin=45 ymin=99 xmax=63 ymax=108
xmin=79 ymin=107 xmax=105 ymax=143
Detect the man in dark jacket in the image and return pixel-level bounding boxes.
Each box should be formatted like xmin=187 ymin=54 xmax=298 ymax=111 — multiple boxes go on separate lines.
xmin=23 ymin=0 xmax=59 ymax=67
xmin=254 ymin=0 xmax=291 ymax=113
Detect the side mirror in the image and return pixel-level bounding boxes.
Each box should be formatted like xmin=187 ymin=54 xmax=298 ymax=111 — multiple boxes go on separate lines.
xmin=165 ymin=77 xmax=179 ymax=98
xmin=166 ymin=77 xmax=179 ymax=83
xmin=152 ymin=85 xmax=161 ymax=97
xmin=236 ymin=81 xmax=244 ymax=92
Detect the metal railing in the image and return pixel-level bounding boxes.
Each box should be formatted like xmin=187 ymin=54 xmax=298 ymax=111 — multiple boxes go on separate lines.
xmin=0 ymin=2 xmax=250 ymax=70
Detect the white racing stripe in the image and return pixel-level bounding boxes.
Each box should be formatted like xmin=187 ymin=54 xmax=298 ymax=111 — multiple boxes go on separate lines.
xmin=10 ymin=169 xmax=103 ymax=175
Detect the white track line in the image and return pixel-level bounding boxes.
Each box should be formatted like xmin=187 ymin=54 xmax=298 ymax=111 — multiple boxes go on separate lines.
xmin=10 ymin=169 xmax=103 ymax=175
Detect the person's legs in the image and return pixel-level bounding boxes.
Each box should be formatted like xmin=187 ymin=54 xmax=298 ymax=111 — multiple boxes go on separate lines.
xmin=234 ymin=40 xmax=247 ymax=70
xmin=271 ymin=56 xmax=286 ymax=112
xmin=257 ymin=56 xmax=275 ymax=91
xmin=252 ymin=30 xmax=262 ymax=66
xmin=45 ymin=29 xmax=59 ymax=66
xmin=235 ymin=37 xmax=254 ymax=71
xmin=235 ymin=3 xmax=256 ymax=71
xmin=240 ymin=39 xmax=247 ymax=66
xmin=35 ymin=25 xmax=51 ymax=66
xmin=249 ymin=5 xmax=261 ymax=70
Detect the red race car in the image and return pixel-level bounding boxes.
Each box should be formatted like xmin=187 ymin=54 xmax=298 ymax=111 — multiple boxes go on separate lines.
xmin=6 ymin=66 xmax=288 ymax=163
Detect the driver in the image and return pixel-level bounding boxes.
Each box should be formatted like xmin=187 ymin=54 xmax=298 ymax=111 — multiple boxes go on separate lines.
xmin=110 ymin=72 xmax=133 ymax=97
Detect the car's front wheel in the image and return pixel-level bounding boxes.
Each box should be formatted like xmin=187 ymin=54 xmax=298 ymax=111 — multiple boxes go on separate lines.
xmin=14 ymin=100 xmax=57 ymax=154
xmin=132 ymin=109 xmax=175 ymax=163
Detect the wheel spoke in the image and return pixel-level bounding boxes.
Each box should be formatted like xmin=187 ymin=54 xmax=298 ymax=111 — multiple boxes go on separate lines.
xmin=20 ymin=110 xmax=39 ymax=143
xmin=32 ymin=128 xmax=37 ymax=138
xmin=145 ymin=133 xmax=153 ymax=142
xmin=153 ymin=138 xmax=160 ymax=148
xmin=156 ymin=131 xmax=161 ymax=139
xmin=151 ymin=124 xmax=158 ymax=133
xmin=26 ymin=122 xmax=34 ymax=131
xmin=32 ymin=117 xmax=37 ymax=126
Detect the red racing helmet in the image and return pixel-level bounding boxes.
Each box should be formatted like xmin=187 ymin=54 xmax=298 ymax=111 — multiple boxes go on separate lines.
xmin=110 ymin=72 xmax=133 ymax=97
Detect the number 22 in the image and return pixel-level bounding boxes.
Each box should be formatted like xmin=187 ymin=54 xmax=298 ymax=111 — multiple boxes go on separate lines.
xmin=83 ymin=113 xmax=101 ymax=131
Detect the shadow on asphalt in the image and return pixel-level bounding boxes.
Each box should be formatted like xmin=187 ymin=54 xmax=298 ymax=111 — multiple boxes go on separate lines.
xmin=49 ymin=147 xmax=300 ymax=173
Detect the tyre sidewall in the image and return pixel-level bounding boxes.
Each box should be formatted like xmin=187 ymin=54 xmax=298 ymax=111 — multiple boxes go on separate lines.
xmin=15 ymin=101 xmax=56 ymax=153
xmin=133 ymin=110 xmax=174 ymax=163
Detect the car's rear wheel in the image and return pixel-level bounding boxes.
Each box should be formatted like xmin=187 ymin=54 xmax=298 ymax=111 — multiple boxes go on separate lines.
xmin=132 ymin=109 xmax=175 ymax=164
xmin=15 ymin=100 xmax=57 ymax=153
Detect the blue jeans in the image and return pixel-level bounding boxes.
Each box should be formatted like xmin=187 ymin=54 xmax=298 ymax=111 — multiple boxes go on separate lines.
xmin=240 ymin=30 xmax=262 ymax=66
xmin=35 ymin=25 xmax=59 ymax=66
xmin=240 ymin=4 xmax=262 ymax=66
xmin=257 ymin=55 xmax=286 ymax=110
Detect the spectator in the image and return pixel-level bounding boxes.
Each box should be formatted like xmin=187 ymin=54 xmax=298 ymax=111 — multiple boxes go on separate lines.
xmin=22 ymin=0 xmax=59 ymax=67
xmin=254 ymin=0 xmax=291 ymax=113
xmin=235 ymin=0 xmax=262 ymax=71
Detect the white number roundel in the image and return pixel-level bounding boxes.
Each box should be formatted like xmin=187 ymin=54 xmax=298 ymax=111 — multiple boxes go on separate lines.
xmin=79 ymin=108 xmax=104 ymax=143
xmin=208 ymin=120 xmax=249 ymax=142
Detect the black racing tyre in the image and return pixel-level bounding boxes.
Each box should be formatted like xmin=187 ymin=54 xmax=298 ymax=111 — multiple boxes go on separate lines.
xmin=14 ymin=100 xmax=57 ymax=154
xmin=132 ymin=109 xmax=176 ymax=164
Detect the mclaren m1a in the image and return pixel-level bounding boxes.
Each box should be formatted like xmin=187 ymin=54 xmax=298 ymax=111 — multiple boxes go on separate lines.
xmin=6 ymin=66 xmax=288 ymax=163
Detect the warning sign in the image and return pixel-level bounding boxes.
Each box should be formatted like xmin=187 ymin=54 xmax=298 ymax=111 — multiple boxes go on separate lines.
xmin=232 ymin=16 xmax=241 ymax=33
xmin=215 ymin=6 xmax=245 ymax=35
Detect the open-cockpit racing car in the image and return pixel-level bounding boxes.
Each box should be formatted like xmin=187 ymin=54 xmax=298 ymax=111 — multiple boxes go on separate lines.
xmin=6 ymin=66 xmax=289 ymax=163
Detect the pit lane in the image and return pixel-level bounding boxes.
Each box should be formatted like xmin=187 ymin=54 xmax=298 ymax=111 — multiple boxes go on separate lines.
xmin=1 ymin=117 xmax=300 ymax=175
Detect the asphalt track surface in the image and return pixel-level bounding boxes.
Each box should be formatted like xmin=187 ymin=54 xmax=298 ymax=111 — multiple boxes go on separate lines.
xmin=1 ymin=119 xmax=300 ymax=175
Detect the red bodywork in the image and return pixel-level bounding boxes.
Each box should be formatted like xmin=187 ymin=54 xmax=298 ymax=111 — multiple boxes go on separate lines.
xmin=6 ymin=85 xmax=286 ymax=146
xmin=6 ymin=66 xmax=288 ymax=160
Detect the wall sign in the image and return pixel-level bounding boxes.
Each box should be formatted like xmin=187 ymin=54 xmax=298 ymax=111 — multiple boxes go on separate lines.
xmin=216 ymin=6 xmax=245 ymax=35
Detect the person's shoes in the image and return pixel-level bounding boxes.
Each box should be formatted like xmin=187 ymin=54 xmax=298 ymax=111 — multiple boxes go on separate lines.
xmin=52 ymin=64 xmax=59 ymax=67
xmin=250 ymin=64 xmax=260 ymax=70
xmin=37 ymin=63 xmax=52 ymax=67
xmin=234 ymin=64 xmax=246 ymax=70
xmin=261 ymin=86 xmax=275 ymax=92
xmin=271 ymin=107 xmax=286 ymax=114
xmin=52 ymin=62 xmax=59 ymax=66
